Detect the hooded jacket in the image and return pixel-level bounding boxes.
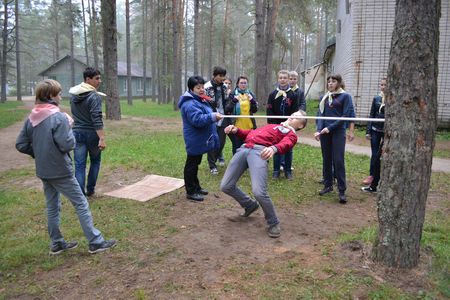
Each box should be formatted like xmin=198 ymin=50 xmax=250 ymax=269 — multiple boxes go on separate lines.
xmin=69 ymin=82 xmax=105 ymax=131
xmin=178 ymin=91 xmax=219 ymax=156
xmin=16 ymin=105 xmax=75 ymax=179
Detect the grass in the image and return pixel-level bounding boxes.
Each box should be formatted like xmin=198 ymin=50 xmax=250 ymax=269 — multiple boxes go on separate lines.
xmin=0 ymin=102 xmax=449 ymax=299
xmin=0 ymin=100 xmax=30 ymax=128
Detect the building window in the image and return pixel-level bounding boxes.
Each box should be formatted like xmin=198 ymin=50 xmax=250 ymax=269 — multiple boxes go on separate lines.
xmin=337 ymin=19 xmax=341 ymax=33
xmin=137 ymin=79 xmax=143 ymax=91
xmin=345 ymin=0 xmax=351 ymax=14
xmin=124 ymin=80 xmax=128 ymax=92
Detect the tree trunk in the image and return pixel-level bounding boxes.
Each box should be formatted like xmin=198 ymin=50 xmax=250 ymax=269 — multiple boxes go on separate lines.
xmin=101 ymin=0 xmax=120 ymax=120
xmin=184 ymin=0 xmax=188 ymax=87
xmin=15 ymin=0 xmax=21 ymax=101
xmin=372 ymin=0 xmax=440 ymax=268
xmin=90 ymin=0 xmax=99 ymax=70
xmin=156 ymin=0 xmax=162 ymax=104
xmin=81 ymin=0 xmax=90 ymax=66
xmin=150 ymin=0 xmax=156 ymax=102
xmin=142 ymin=0 xmax=147 ymax=102
xmin=1 ymin=0 xmax=9 ymax=102
xmin=221 ymin=0 xmax=230 ymax=66
xmin=254 ymin=0 xmax=265 ymax=106
xmin=193 ymin=0 xmax=199 ymax=74
xmin=68 ymin=0 xmax=75 ymax=87
xmin=208 ymin=0 xmax=213 ymax=73
xmin=172 ymin=0 xmax=182 ymax=110
xmin=125 ymin=0 xmax=132 ymax=105
xmin=51 ymin=0 xmax=60 ymax=61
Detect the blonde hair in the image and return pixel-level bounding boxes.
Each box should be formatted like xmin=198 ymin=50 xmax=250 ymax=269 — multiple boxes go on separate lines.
xmin=278 ymin=70 xmax=290 ymax=77
xmin=291 ymin=110 xmax=307 ymax=130
xmin=35 ymin=79 xmax=62 ymax=103
xmin=289 ymin=71 xmax=299 ymax=78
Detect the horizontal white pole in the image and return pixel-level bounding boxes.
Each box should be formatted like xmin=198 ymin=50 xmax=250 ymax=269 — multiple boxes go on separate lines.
xmin=221 ymin=115 xmax=385 ymax=123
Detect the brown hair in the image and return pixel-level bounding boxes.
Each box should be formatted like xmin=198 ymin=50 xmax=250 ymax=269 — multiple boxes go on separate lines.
xmin=35 ymin=79 xmax=62 ymax=103
xmin=235 ymin=75 xmax=249 ymax=86
xmin=326 ymin=74 xmax=345 ymax=89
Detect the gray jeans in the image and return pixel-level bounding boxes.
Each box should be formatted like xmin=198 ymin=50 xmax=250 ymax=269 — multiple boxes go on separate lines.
xmin=220 ymin=145 xmax=279 ymax=226
xmin=42 ymin=176 xmax=104 ymax=248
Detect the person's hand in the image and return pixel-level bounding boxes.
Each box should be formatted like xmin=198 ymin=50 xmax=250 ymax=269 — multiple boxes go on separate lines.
xmin=320 ymin=127 xmax=330 ymax=135
xmin=260 ymin=147 xmax=275 ymax=160
xmin=98 ymin=138 xmax=106 ymax=151
xmin=314 ymin=132 xmax=321 ymax=141
xmin=347 ymin=131 xmax=355 ymax=142
xmin=224 ymin=125 xmax=238 ymax=134
xmin=215 ymin=113 xmax=223 ymax=121
xmin=233 ymin=96 xmax=239 ymax=103
xmin=365 ymin=134 xmax=371 ymax=140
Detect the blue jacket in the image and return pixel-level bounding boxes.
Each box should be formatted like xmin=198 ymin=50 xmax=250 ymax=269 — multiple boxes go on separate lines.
xmin=316 ymin=92 xmax=354 ymax=132
xmin=178 ymin=91 xmax=219 ymax=156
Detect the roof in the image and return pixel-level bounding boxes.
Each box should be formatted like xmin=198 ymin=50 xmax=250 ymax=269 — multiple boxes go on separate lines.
xmin=38 ymin=55 xmax=151 ymax=78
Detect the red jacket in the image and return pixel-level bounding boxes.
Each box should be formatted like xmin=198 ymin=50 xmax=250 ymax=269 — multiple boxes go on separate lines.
xmin=236 ymin=124 xmax=298 ymax=154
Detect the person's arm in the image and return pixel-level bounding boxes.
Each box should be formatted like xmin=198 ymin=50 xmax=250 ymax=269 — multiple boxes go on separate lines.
xmin=325 ymin=94 xmax=353 ymax=133
xmin=347 ymin=122 xmax=355 ymax=142
xmin=366 ymin=97 xmax=377 ymax=139
xmin=53 ymin=114 xmax=76 ymax=153
xmin=273 ymin=131 xmax=298 ymax=155
xmin=15 ymin=121 xmax=34 ymax=157
xmin=266 ymin=92 xmax=277 ymax=124
xmin=184 ymin=103 xmax=221 ymax=128
xmin=249 ymin=92 xmax=258 ymax=114
xmin=96 ymin=129 xmax=106 ymax=150
xmin=298 ymin=90 xmax=306 ymax=111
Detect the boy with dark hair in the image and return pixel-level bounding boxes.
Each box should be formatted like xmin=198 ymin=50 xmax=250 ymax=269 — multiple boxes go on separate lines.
xmin=205 ymin=66 xmax=232 ymax=175
xmin=69 ymin=67 xmax=106 ymax=197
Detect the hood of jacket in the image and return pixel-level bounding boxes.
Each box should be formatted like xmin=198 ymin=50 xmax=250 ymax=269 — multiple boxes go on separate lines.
xmin=69 ymin=82 xmax=106 ymax=103
xmin=178 ymin=91 xmax=200 ymax=109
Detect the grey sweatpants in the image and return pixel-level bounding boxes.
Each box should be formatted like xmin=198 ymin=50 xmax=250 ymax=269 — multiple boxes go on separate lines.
xmin=220 ymin=145 xmax=279 ymax=226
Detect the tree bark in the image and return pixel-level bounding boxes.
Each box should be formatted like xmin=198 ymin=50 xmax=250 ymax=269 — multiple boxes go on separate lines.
xmin=15 ymin=0 xmax=21 ymax=101
xmin=90 ymin=0 xmax=99 ymax=70
xmin=1 ymin=0 xmax=9 ymax=102
xmin=125 ymin=0 xmax=132 ymax=105
xmin=208 ymin=0 xmax=213 ymax=74
xmin=372 ymin=0 xmax=440 ymax=268
xmin=150 ymin=0 xmax=156 ymax=102
xmin=101 ymin=0 xmax=120 ymax=120
xmin=142 ymin=0 xmax=148 ymax=102
xmin=81 ymin=0 xmax=90 ymax=66
xmin=193 ymin=0 xmax=199 ymax=74
xmin=68 ymin=0 xmax=75 ymax=87
xmin=221 ymin=0 xmax=230 ymax=66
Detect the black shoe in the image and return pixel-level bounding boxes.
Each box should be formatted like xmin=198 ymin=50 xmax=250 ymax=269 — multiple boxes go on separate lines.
xmin=361 ymin=186 xmax=377 ymax=193
xmin=197 ymin=188 xmax=209 ymax=195
xmin=86 ymin=190 xmax=95 ymax=197
xmin=285 ymin=171 xmax=293 ymax=180
xmin=319 ymin=186 xmax=333 ymax=196
xmin=272 ymin=171 xmax=280 ymax=179
xmin=186 ymin=193 xmax=204 ymax=202
xmin=241 ymin=201 xmax=259 ymax=217
xmin=49 ymin=241 xmax=78 ymax=255
xmin=267 ymin=224 xmax=281 ymax=238
xmin=339 ymin=193 xmax=347 ymax=204
xmin=89 ymin=239 xmax=117 ymax=254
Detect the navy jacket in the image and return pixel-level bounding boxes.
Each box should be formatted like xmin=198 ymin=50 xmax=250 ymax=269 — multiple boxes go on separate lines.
xmin=316 ymin=92 xmax=354 ymax=132
xmin=366 ymin=95 xmax=385 ymax=134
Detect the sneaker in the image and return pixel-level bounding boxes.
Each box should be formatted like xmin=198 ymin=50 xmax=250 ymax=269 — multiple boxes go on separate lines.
xmin=241 ymin=201 xmax=259 ymax=217
xmin=363 ymin=176 xmax=374 ymax=185
xmin=272 ymin=171 xmax=280 ymax=179
xmin=49 ymin=241 xmax=78 ymax=255
xmin=285 ymin=171 xmax=293 ymax=180
xmin=89 ymin=239 xmax=117 ymax=254
xmin=86 ymin=190 xmax=95 ymax=197
xmin=186 ymin=193 xmax=204 ymax=202
xmin=267 ymin=224 xmax=281 ymax=238
xmin=218 ymin=159 xmax=225 ymax=167
xmin=210 ymin=168 xmax=219 ymax=175
xmin=280 ymin=165 xmax=284 ymax=171
xmin=339 ymin=193 xmax=347 ymax=204
xmin=361 ymin=186 xmax=377 ymax=193
xmin=196 ymin=188 xmax=209 ymax=195
xmin=319 ymin=186 xmax=333 ymax=196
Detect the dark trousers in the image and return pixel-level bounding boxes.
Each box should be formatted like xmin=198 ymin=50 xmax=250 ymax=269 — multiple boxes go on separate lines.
xmin=369 ymin=130 xmax=384 ymax=176
xmin=184 ymin=154 xmax=203 ymax=195
xmin=371 ymin=139 xmax=384 ymax=189
xmin=320 ymin=128 xmax=346 ymax=192
xmin=273 ymin=150 xmax=293 ymax=174
xmin=231 ymin=134 xmax=245 ymax=155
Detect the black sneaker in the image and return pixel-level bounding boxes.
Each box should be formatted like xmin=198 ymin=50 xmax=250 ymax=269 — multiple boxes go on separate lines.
xmin=267 ymin=224 xmax=281 ymax=238
xmin=285 ymin=171 xmax=293 ymax=180
xmin=186 ymin=193 xmax=204 ymax=202
xmin=339 ymin=193 xmax=347 ymax=204
xmin=89 ymin=239 xmax=117 ymax=254
xmin=241 ymin=201 xmax=259 ymax=217
xmin=86 ymin=190 xmax=95 ymax=197
xmin=319 ymin=186 xmax=333 ymax=196
xmin=361 ymin=186 xmax=377 ymax=193
xmin=196 ymin=188 xmax=209 ymax=195
xmin=49 ymin=241 xmax=78 ymax=255
xmin=272 ymin=171 xmax=280 ymax=179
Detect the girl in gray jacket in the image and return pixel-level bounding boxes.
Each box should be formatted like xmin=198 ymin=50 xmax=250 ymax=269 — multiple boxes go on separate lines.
xmin=16 ymin=79 xmax=116 ymax=255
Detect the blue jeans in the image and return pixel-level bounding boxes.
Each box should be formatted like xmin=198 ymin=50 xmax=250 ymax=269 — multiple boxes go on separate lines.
xmin=73 ymin=130 xmax=102 ymax=195
xmin=42 ymin=176 xmax=104 ymax=247
xmin=273 ymin=150 xmax=293 ymax=174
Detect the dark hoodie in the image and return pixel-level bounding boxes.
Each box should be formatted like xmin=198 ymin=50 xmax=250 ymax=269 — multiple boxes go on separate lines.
xmin=69 ymin=82 xmax=104 ymax=131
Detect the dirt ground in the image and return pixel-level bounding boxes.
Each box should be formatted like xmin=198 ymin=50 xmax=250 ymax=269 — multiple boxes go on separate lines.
xmin=1 ymin=113 xmax=448 ymax=298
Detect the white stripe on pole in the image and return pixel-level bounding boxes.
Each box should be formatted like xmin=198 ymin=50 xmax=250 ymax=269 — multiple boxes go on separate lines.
xmin=221 ymin=115 xmax=385 ymax=123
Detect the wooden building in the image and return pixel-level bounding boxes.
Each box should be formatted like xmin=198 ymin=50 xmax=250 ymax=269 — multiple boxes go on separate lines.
xmin=324 ymin=0 xmax=449 ymax=127
xmin=38 ymin=55 xmax=152 ymax=98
